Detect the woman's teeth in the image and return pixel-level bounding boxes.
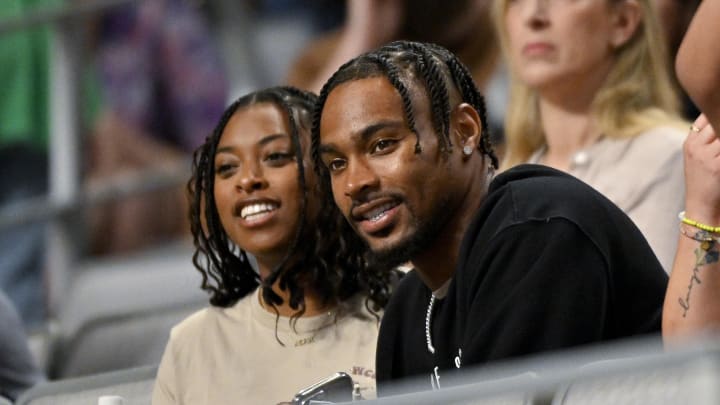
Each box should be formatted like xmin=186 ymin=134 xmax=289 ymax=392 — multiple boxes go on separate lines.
xmin=241 ymin=203 xmax=277 ymax=219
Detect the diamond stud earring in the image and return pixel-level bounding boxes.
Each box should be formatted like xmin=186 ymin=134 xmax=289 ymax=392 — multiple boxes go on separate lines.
xmin=462 ymin=145 xmax=473 ymax=156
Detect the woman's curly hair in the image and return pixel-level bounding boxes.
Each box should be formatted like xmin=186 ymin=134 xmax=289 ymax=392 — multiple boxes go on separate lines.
xmin=187 ymin=86 xmax=395 ymax=319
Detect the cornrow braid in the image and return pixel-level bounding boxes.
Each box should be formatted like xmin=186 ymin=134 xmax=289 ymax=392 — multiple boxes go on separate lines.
xmin=310 ymin=53 xmax=422 ymax=170
xmin=368 ymin=53 xmax=422 ymax=151
xmin=400 ymin=41 xmax=453 ymax=153
xmin=438 ymin=46 xmax=499 ymax=168
xmin=188 ymin=86 xmax=394 ymax=319
xmin=409 ymin=41 xmax=498 ymax=165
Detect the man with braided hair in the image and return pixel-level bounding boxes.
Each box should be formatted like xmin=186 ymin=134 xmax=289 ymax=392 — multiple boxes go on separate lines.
xmin=312 ymin=41 xmax=668 ymax=393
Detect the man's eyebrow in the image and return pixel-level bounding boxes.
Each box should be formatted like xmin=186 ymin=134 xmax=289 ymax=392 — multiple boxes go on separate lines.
xmin=319 ymin=120 xmax=404 ymax=156
xmin=358 ymin=120 xmax=404 ymax=143
xmin=215 ymin=133 xmax=288 ymax=154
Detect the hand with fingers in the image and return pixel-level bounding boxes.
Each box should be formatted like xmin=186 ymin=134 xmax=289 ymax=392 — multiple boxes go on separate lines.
xmin=684 ymin=114 xmax=720 ymax=227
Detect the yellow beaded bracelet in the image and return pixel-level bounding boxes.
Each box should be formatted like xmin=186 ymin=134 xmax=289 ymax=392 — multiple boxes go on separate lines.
xmin=678 ymin=211 xmax=720 ymax=233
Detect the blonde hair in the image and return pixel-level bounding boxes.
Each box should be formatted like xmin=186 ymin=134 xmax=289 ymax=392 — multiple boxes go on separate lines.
xmin=493 ymin=0 xmax=686 ymax=169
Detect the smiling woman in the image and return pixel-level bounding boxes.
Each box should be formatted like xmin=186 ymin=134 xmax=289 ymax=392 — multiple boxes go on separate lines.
xmin=212 ymin=103 xmax=306 ymax=266
xmin=151 ymin=87 xmax=397 ymax=404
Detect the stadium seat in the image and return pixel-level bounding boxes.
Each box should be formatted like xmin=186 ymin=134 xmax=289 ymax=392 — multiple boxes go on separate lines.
xmin=352 ymin=335 xmax=720 ymax=405
xmin=48 ymin=241 xmax=206 ymax=378
xmin=15 ymin=365 xmax=157 ymax=405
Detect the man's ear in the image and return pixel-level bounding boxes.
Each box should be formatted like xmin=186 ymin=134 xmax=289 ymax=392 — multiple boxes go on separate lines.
xmin=452 ymin=103 xmax=482 ymax=153
xmin=610 ymin=0 xmax=642 ymax=49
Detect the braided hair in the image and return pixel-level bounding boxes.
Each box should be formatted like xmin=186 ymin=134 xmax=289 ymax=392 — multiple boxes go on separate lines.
xmin=188 ymin=86 xmax=393 ymax=316
xmin=307 ymin=41 xmax=496 ymax=306
xmin=311 ymin=40 xmax=498 ymax=169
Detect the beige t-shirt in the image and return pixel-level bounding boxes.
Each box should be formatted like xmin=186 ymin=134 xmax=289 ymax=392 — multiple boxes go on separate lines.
xmin=152 ymin=289 xmax=380 ymax=405
xmin=529 ymin=126 xmax=685 ymax=272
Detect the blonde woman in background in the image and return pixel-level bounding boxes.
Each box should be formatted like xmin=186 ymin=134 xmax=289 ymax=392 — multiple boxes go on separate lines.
xmin=494 ymin=0 xmax=687 ymax=272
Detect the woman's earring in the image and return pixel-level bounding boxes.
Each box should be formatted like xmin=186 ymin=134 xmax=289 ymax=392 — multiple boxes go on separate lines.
xmin=462 ymin=145 xmax=473 ymax=156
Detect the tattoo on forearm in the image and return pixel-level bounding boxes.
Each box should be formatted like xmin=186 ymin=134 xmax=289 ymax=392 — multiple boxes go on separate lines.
xmin=678 ymin=232 xmax=720 ymax=317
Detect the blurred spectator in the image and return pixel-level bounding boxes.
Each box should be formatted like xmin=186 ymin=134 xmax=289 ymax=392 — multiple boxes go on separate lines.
xmin=496 ymin=0 xmax=687 ymax=272
xmin=286 ymin=0 xmax=507 ymax=148
xmin=86 ymin=0 xmax=228 ymax=255
xmin=0 ymin=0 xmax=58 ymax=326
xmin=0 ymin=289 xmax=44 ymax=400
xmin=252 ymin=0 xmax=344 ymax=33
xmin=1 ymin=0 xmax=226 ymax=328
xmin=0 ymin=145 xmax=47 ymax=328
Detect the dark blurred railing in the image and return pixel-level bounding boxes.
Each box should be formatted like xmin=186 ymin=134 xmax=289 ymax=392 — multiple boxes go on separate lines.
xmin=0 ymin=0 xmax=184 ymax=319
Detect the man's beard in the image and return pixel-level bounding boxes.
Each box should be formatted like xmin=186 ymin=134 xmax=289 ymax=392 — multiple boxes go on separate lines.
xmin=366 ymin=196 xmax=452 ymax=270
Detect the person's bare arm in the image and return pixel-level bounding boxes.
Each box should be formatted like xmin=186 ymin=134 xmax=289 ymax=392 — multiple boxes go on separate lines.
xmin=300 ymin=0 xmax=403 ymax=93
xmin=676 ymin=1 xmax=720 ymax=130
xmin=663 ymin=115 xmax=720 ymax=340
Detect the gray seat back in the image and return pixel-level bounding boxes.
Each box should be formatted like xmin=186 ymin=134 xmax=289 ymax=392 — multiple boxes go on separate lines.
xmin=16 ymin=365 xmax=158 ymax=405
